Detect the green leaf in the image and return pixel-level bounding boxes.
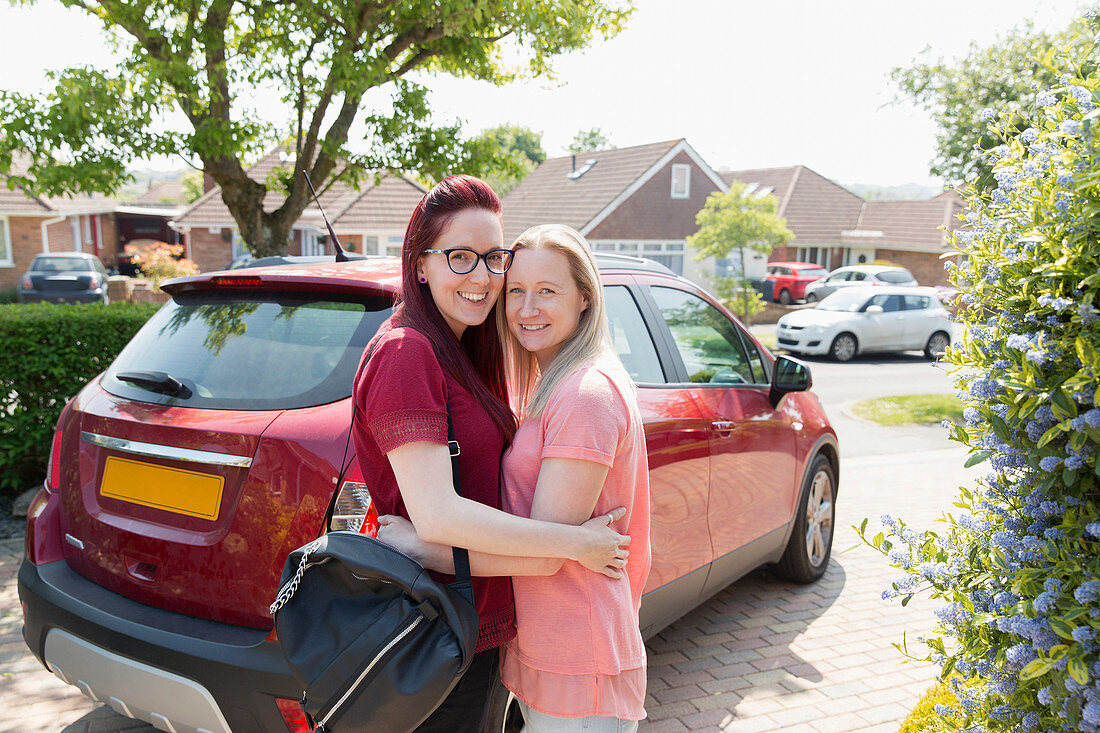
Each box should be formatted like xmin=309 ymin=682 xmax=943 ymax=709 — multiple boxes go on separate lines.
xmin=1021 ymin=658 xmax=1053 ymax=680
xmin=1050 ymin=616 xmax=1077 ymax=641
xmin=964 ymin=450 xmax=994 ymax=468
xmin=1067 ymin=656 xmax=1090 ymax=686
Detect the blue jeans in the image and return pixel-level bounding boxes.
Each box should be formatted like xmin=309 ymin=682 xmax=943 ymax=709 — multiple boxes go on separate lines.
xmin=517 ymin=700 xmax=640 ymax=733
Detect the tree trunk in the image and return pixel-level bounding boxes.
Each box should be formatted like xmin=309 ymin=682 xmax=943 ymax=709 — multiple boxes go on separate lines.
xmin=203 ymin=155 xmax=309 ymax=258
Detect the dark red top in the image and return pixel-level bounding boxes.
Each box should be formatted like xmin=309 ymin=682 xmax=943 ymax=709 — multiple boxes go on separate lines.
xmin=352 ymin=319 xmax=515 ymax=652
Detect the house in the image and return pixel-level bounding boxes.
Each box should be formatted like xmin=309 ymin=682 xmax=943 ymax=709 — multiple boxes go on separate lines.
xmin=501 ymin=139 xmax=729 ymax=286
xmin=720 ymin=166 xmax=965 ymax=286
xmin=0 ymin=162 xmax=120 ymax=291
xmin=171 ymin=150 xmax=426 ymax=271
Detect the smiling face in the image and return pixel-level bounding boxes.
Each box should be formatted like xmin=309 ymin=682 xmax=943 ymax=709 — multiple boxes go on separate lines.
xmin=416 ymin=208 xmax=505 ymax=338
xmin=505 ymin=247 xmax=589 ymax=369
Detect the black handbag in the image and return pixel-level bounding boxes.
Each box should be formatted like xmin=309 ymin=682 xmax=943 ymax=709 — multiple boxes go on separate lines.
xmin=270 ymin=407 xmax=479 ymax=733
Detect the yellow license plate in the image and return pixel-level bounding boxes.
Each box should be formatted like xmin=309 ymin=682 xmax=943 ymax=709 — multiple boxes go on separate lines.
xmin=100 ymin=457 xmax=224 ymax=520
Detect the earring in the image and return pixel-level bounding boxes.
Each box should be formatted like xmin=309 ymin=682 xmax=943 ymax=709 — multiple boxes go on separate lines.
xmin=418 ymin=275 xmax=427 ymax=284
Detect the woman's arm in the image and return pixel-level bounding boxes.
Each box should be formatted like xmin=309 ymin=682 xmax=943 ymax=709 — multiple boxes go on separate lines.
xmin=387 ymin=442 xmax=627 ymax=574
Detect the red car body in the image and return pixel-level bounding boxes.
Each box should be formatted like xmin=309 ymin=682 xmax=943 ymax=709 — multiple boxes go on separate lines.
xmin=765 ymin=261 xmax=829 ymax=304
xmin=19 ymin=256 xmax=838 ymax=733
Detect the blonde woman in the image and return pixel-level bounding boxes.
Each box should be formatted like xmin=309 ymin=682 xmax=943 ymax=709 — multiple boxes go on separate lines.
xmin=380 ymin=224 xmax=651 ymax=731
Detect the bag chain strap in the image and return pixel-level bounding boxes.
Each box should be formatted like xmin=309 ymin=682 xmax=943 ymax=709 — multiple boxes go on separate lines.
xmin=269 ymin=538 xmax=322 ymax=616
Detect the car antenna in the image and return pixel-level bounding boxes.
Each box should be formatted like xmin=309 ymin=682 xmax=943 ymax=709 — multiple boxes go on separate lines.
xmin=302 ymin=171 xmax=350 ymax=263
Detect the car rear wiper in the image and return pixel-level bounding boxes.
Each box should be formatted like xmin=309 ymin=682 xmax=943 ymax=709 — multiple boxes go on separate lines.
xmin=115 ymin=370 xmax=193 ymax=399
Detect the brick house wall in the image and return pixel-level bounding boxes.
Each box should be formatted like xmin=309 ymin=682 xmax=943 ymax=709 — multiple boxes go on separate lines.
xmin=186 ymin=227 xmax=232 ymax=272
xmin=97 ymin=214 xmax=120 ymax=267
xmin=873 ymin=248 xmax=955 ymax=287
xmin=587 ymin=151 xmax=719 ymax=241
xmin=45 ymin=219 xmax=74 ymax=252
xmin=0 ymin=216 xmax=45 ymax=290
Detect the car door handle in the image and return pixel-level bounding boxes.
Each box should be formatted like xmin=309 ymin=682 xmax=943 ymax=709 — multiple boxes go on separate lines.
xmin=711 ymin=420 xmax=736 ymax=436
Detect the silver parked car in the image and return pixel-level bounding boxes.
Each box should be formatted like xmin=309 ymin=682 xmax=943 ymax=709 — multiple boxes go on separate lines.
xmin=19 ymin=252 xmax=110 ymax=304
xmin=776 ymin=286 xmax=951 ymax=362
xmin=803 ymin=265 xmax=917 ymax=302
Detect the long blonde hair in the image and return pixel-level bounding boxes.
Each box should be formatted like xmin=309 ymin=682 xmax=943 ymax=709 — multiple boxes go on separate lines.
xmin=498 ymin=224 xmax=614 ymax=419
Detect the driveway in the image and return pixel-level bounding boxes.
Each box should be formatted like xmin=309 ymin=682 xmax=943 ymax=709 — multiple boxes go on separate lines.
xmin=0 ymin=355 xmax=972 ymax=732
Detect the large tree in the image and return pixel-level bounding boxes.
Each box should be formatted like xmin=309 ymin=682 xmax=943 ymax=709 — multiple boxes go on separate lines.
xmin=687 ymin=181 xmax=793 ymax=323
xmin=891 ymin=19 xmax=1083 ymax=189
xmin=0 ymin=0 xmax=633 ymax=256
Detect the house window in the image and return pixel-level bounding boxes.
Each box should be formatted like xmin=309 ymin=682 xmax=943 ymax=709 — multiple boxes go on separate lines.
xmin=363 ymin=236 xmax=379 ymax=255
xmin=385 ymin=235 xmax=403 ymax=257
xmin=593 ymin=240 xmax=685 ymax=275
xmin=231 ymin=230 xmax=248 ymax=260
xmin=0 ymin=216 xmax=12 ymax=267
xmin=670 ymin=164 xmax=691 ymax=199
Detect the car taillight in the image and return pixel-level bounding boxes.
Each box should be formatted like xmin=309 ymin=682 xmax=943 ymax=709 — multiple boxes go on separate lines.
xmin=210 ymin=275 xmax=264 ymax=287
xmin=330 ymin=462 xmax=378 ymax=536
xmin=48 ymin=428 xmax=63 ymax=490
xmin=24 ymin=487 xmax=55 ymax=565
xmin=274 ymin=697 xmax=311 ymax=733
xmin=21 ymin=274 xmax=32 ymax=289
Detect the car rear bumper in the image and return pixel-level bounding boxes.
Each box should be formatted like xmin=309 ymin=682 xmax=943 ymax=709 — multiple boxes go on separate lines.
xmin=18 ymin=557 xmax=300 ymax=733
xmin=19 ymin=290 xmax=105 ymax=304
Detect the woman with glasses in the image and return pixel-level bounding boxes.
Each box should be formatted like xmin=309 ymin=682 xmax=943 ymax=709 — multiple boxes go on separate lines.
xmin=380 ymin=224 xmax=651 ymax=732
xmin=351 ymin=175 xmax=629 ymax=733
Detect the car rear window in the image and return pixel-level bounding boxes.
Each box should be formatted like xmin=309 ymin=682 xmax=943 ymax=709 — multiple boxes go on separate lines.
xmin=877 ymin=269 xmax=915 ymax=284
xmin=102 ymin=292 xmax=392 ymax=410
xmin=799 ymin=268 xmax=828 ymax=278
xmin=32 ymin=257 xmax=99 ymax=273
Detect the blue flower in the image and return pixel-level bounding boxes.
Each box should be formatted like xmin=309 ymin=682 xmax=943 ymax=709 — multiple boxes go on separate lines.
xmin=1072 ymin=626 xmax=1096 ymax=643
xmin=1075 ymin=581 xmax=1100 ymax=604
xmin=1086 ymin=700 xmax=1100 ymax=726
xmin=1035 ymin=590 xmax=1058 ymax=614
xmin=1040 ymin=456 xmax=1063 ymax=472
xmin=1066 ymin=455 xmax=1084 ymax=471
xmin=1008 ymin=333 xmax=1032 ymax=350
xmin=1086 ymin=522 xmax=1100 ymax=539
xmin=980 ymin=108 xmax=996 ymax=121
xmin=1038 ymin=90 xmax=1058 ymax=107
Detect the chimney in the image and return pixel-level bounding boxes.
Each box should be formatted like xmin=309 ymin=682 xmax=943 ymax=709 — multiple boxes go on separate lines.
xmin=571 ymin=154 xmax=576 ymax=174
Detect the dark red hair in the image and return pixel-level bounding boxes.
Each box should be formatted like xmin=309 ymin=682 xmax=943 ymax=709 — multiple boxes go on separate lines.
xmin=393 ymin=175 xmax=516 ymax=441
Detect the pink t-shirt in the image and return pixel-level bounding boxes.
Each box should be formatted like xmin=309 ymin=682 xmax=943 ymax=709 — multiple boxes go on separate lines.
xmin=500 ymin=354 xmax=651 ymax=720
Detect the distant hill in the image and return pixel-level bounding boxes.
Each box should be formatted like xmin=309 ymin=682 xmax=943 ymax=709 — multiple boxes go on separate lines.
xmin=843 ymin=182 xmax=943 ymax=200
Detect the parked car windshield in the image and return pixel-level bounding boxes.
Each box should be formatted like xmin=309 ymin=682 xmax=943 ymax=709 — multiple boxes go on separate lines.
xmin=102 ymin=292 xmax=391 ymax=410
xmin=877 ymin=269 xmax=915 ymax=283
xmin=31 ymin=256 xmax=103 ymax=273
xmin=816 ymin=290 xmax=870 ymax=312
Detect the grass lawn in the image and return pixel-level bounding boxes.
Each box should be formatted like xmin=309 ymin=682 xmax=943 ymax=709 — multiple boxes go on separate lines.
xmin=850 ymin=393 xmax=964 ymax=426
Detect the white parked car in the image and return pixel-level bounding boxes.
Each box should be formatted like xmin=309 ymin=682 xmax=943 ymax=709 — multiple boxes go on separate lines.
xmin=803 ymin=265 xmax=917 ymax=302
xmin=776 ymin=286 xmax=951 ymax=362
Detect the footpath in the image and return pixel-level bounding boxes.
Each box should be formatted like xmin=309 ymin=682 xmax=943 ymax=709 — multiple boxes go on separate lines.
xmin=0 ymin=410 xmax=975 ymax=733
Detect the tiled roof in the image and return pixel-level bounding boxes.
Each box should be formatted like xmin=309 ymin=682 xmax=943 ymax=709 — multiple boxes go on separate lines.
xmin=721 ymin=165 xmax=864 ymax=244
xmin=723 ymin=166 xmax=965 ymax=253
xmin=501 ymin=139 xmax=682 ymax=242
xmin=174 ymin=148 xmax=423 ymax=232
xmin=849 ymin=193 xmax=965 ymax=252
xmin=132 ymin=181 xmax=189 ymax=206
xmin=1 ymin=153 xmax=117 ymax=215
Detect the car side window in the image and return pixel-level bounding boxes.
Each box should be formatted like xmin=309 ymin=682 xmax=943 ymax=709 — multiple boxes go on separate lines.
xmin=868 ymin=294 xmax=903 ymax=312
xmin=850 ymin=272 xmax=867 ymax=281
xmin=828 ymin=272 xmax=847 ymax=282
xmin=650 ymin=286 xmax=756 ymax=385
xmin=604 ymin=285 xmax=665 ymax=384
xmin=903 ymin=295 xmax=930 ymax=310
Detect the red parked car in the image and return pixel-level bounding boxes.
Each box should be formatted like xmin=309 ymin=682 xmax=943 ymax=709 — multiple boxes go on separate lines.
xmin=765 ymin=261 xmax=829 ymax=305
xmin=19 ymin=254 xmax=838 ymax=733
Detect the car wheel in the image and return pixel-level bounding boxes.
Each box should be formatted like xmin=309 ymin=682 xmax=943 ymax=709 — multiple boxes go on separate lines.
xmin=778 ymin=288 xmax=792 ymax=306
xmin=804 ymin=292 xmax=817 ymax=303
xmin=484 ymin=678 xmax=524 ymax=733
xmin=829 ymin=333 xmax=857 ymax=362
xmin=775 ymin=454 xmax=836 ymax=583
xmin=924 ymin=331 xmax=950 ymax=360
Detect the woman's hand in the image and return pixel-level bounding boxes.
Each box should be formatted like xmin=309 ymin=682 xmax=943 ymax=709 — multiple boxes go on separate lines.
xmin=575 ymin=507 xmax=630 ymax=579
xmin=377 ymin=515 xmax=450 ymax=571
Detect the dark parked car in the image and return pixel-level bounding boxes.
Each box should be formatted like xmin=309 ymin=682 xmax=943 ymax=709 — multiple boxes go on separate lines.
xmin=19 ymin=252 xmax=110 ymax=304
xmin=19 ymin=254 xmax=838 ymax=733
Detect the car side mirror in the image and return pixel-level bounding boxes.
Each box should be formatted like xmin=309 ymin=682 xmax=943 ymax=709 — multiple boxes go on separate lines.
xmin=864 ymin=304 xmax=884 ymax=314
xmin=769 ymin=356 xmax=812 ymax=407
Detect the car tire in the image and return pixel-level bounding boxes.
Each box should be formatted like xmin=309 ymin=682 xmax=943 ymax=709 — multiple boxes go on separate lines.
xmin=484 ymin=678 xmax=525 ymax=733
xmin=775 ymin=454 xmax=836 ymax=583
xmin=828 ymin=333 xmax=857 ymax=362
xmin=924 ymin=331 xmax=950 ymax=360
xmin=804 ymin=292 xmax=817 ymax=303
xmin=778 ymin=288 xmax=792 ymax=306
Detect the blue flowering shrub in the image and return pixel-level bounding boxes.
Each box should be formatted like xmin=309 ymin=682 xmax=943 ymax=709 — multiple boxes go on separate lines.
xmin=857 ymin=18 xmax=1100 ymax=733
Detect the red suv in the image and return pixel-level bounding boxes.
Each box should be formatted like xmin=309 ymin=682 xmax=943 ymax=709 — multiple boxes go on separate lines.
xmin=765 ymin=261 xmax=829 ymax=305
xmin=19 ymin=255 xmax=838 ymax=733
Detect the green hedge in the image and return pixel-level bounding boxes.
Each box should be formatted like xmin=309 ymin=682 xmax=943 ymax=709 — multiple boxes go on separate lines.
xmin=0 ymin=302 xmax=160 ymax=496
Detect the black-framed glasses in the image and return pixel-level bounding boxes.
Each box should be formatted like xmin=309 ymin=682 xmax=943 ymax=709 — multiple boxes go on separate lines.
xmin=424 ymin=248 xmax=513 ymax=275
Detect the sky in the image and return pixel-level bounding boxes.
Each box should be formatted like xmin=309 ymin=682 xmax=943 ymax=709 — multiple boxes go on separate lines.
xmin=0 ymin=0 xmax=1091 ymax=188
